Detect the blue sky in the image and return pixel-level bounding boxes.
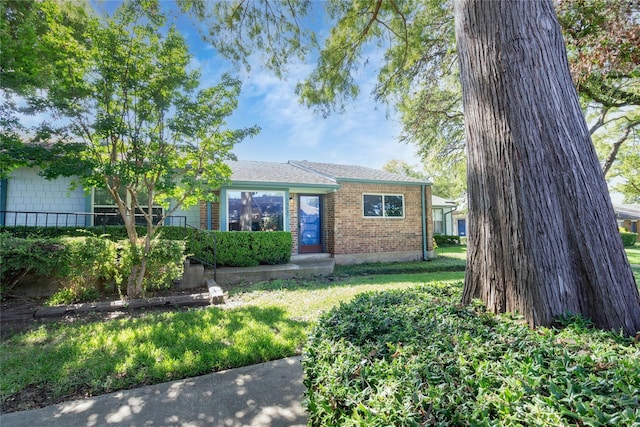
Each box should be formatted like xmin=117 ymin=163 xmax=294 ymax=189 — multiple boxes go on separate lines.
xmin=15 ymin=1 xmax=419 ymax=171
xmin=166 ymin=3 xmax=420 ymax=170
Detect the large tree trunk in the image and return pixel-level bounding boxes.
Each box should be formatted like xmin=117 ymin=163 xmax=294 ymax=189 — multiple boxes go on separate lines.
xmin=454 ymin=0 xmax=640 ymax=335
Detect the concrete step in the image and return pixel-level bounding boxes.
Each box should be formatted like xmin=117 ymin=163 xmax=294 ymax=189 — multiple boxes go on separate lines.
xmin=290 ymin=253 xmax=333 ymax=263
xmin=205 ymin=255 xmax=335 ymax=285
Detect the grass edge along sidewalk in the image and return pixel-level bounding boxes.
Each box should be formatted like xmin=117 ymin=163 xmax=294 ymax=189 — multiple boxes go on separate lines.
xmin=1 ymin=257 xmax=465 ymax=413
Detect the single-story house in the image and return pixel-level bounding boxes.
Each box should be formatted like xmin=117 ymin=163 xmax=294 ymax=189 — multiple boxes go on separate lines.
xmin=614 ymin=204 xmax=640 ymax=241
xmin=1 ymin=160 xmax=454 ymax=263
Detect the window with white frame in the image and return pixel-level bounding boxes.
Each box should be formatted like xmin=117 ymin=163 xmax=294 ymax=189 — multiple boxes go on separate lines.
xmin=433 ymin=208 xmax=444 ymax=234
xmin=227 ymin=190 xmax=285 ymax=231
xmin=363 ymin=194 xmax=404 ymax=218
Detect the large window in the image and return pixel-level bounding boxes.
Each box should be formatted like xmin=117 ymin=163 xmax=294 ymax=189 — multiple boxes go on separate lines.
xmin=93 ymin=188 xmax=162 ymax=226
xmin=227 ymin=191 xmax=285 ymax=231
xmin=363 ymin=194 xmax=404 ymax=218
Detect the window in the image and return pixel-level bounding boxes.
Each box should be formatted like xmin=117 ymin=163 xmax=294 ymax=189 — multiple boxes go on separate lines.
xmin=363 ymin=194 xmax=404 ymax=218
xmin=93 ymin=187 xmax=163 ymax=226
xmin=433 ymin=208 xmax=444 ymax=234
xmin=227 ymin=191 xmax=285 ymax=231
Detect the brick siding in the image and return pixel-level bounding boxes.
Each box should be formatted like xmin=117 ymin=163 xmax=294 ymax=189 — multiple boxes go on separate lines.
xmin=327 ymin=182 xmax=431 ymax=255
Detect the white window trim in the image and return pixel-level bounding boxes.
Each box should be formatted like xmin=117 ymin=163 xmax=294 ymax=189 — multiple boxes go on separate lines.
xmin=362 ymin=193 xmax=405 ymax=219
xmin=433 ymin=207 xmax=444 ymax=234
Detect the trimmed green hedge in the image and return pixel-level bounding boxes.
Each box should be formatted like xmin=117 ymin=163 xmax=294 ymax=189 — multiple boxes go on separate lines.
xmin=621 ymin=232 xmax=638 ymax=247
xmin=304 ymin=284 xmax=640 ymax=426
xmin=0 ymin=234 xmax=118 ymax=300
xmin=1 ymin=234 xmax=186 ymax=300
xmin=433 ymin=234 xmax=460 ymax=246
xmin=0 ymin=226 xmax=292 ymax=267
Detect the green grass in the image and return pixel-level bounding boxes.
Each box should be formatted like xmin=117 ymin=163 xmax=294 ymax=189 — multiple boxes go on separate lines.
xmin=627 ymin=245 xmax=640 ymax=265
xmin=436 ymin=244 xmax=467 ymax=259
xmin=2 ymin=244 xmax=639 ymax=413
xmin=0 ymin=264 xmax=464 ymax=412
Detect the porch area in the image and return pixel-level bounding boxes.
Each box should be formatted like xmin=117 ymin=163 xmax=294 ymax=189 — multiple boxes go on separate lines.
xmin=181 ymin=253 xmax=335 ymax=289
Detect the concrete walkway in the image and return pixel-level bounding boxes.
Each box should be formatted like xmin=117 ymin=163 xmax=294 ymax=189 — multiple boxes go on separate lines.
xmin=0 ymin=357 xmax=307 ymax=427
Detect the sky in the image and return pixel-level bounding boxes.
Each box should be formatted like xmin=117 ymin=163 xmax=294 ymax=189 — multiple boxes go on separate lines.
xmin=12 ymin=0 xmax=421 ymax=172
xmin=161 ymin=3 xmax=421 ymax=171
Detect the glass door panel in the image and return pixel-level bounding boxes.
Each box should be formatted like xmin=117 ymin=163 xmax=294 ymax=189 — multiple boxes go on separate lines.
xmin=299 ymin=195 xmax=322 ymax=253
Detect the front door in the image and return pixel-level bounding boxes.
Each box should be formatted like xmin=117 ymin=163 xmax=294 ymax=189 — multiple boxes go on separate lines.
xmin=299 ymin=195 xmax=322 ymax=253
xmin=457 ymin=219 xmax=466 ymax=237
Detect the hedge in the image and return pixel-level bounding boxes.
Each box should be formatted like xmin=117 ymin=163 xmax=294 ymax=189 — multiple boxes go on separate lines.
xmin=0 ymin=226 xmax=292 ymax=267
xmin=0 ymin=235 xmax=186 ymax=301
xmin=433 ymin=234 xmax=460 ymax=246
xmin=621 ymin=232 xmax=638 ymax=247
xmin=0 ymin=235 xmax=118 ymax=300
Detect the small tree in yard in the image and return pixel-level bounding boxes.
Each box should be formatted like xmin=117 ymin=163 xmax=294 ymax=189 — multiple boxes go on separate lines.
xmin=1 ymin=1 xmax=258 ymax=297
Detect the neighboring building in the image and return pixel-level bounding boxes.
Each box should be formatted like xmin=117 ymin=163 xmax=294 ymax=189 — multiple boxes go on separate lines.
xmin=432 ymin=195 xmax=457 ymax=236
xmin=614 ymin=204 xmax=640 ymax=241
xmin=1 ymin=160 xmax=451 ymax=264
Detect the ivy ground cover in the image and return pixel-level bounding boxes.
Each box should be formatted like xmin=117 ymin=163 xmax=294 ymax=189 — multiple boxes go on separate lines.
xmin=304 ymin=282 xmax=640 ymax=426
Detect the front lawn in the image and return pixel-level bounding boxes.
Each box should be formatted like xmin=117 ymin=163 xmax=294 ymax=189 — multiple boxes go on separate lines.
xmin=627 ymin=245 xmax=640 ymax=265
xmin=2 ymin=247 xmax=639 ymax=418
xmin=0 ymin=267 xmax=464 ymax=412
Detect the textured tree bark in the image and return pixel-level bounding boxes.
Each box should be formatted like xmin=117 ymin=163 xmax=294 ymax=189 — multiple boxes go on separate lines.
xmin=454 ymin=0 xmax=640 ymax=335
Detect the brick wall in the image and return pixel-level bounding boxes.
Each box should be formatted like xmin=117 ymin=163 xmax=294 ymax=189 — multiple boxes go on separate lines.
xmin=199 ymin=192 xmax=221 ymax=229
xmin=328 ymin=182 xmax=429 ymax=256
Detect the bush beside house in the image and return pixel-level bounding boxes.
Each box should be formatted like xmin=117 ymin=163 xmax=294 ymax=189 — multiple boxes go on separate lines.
xmin=0 ymin=226 xmax=292 ymax=266
xmin=1 ymin=234 xmax=119 ymax=301
xmin=0 ymin=227 xmax=292 ymax=300
xmin=621 ymin=232 xmax=638 ymax=247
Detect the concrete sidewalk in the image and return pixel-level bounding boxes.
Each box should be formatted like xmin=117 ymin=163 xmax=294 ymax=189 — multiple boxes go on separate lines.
xmin=0 ymin=357 xmax=307 ymax=427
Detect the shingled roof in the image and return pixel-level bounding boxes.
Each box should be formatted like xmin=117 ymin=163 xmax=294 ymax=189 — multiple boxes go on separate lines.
xmin=228 ymin=160 xmax=338 ymax=187
xmin=614 ymin=204 xmax=640 ymax=220
xmin=227 ymin=160 xmax=430 ymax=187
xmin=289 ymin=160 xmax=429 ymax=185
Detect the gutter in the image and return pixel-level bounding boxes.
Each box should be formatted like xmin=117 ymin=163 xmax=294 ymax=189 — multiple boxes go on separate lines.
xmin=421 ymin=184 xmax=428 ymax=261
xmin=0 ymin=179 xmax=6 ymax=226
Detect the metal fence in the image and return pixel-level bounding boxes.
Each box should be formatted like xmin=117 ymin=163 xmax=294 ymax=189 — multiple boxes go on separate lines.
xmin=0 ymin=210 xmax=187 ymax=228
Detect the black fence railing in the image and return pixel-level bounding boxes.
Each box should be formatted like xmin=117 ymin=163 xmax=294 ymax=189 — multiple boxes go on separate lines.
xmin=0 ymin=210 xmax=187 ymax=228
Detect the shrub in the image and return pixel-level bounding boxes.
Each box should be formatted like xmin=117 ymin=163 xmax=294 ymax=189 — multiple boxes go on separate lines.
xmin=46 ymin=282 xmax=101 ymax=306
xmin=185 ymin=230 xmax=291 ymax=267
xmin=621 ymin=232 xmax=638 ymax=247
xmin=304 ymin=284 xmax=640 ymax=426
xmin=1 ymin=234 xmax=118 ymax=300
xmin=433 ymin=234 xmax=460 ymax=246
xmin=119 ymin=239 xmax=186 ymax=292
xmin=1 ymin=226 xmax=293 ymax=267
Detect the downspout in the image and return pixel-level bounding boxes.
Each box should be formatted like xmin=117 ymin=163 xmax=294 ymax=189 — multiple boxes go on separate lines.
xmin=0 ymin=178 xmax=7 ymax=226
xmin=85 ymin=192 xmax=93 ymax=227
xmin=421 ymin=184 xmax=428 ymax=261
